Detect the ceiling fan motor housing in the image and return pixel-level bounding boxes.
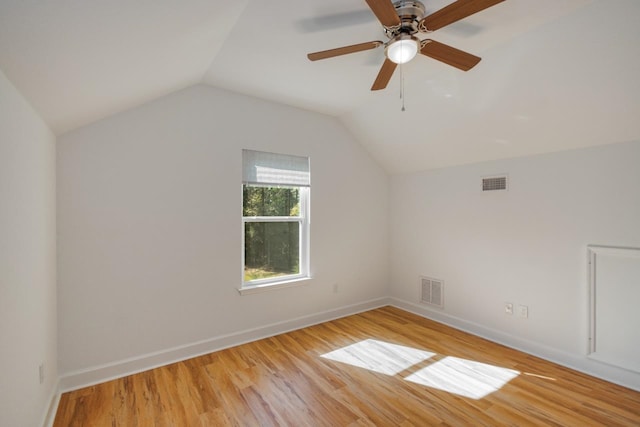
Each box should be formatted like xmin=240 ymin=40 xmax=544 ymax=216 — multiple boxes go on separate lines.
xmin=383 ymin=0 xmax=426 ymax=38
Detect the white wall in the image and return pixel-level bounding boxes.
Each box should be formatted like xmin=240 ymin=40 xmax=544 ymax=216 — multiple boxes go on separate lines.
xmin=0 ymin=69 xmax=57 ymax=426
xmin=57 ymin=85 xmax=389 ymax=377
xmin=390 ymin=140 xmax=640 ymax=390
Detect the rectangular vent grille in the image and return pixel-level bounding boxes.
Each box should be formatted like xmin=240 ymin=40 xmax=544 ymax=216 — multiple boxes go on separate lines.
xmin=420 ymin=276 xmax=444 ymax=308
xmin=482 ymin=175 xmax=508 ymax=191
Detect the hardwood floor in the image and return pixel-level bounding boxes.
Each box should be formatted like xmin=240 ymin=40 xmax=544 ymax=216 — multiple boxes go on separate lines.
xmin=54 ymin=306 xmax=640 ymax=426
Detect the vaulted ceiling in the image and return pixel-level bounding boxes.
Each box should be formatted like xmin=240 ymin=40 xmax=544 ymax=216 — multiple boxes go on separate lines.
xmin=1 ymin=0 xmax=639 ymax=173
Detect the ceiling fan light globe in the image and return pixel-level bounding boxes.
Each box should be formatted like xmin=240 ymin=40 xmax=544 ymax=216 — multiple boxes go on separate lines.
xmin=386 ymin=37 xmax=419 ymax=64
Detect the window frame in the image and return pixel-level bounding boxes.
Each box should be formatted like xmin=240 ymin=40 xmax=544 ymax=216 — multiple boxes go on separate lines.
xmin=240 ymin=184 xmax=310 ymax=294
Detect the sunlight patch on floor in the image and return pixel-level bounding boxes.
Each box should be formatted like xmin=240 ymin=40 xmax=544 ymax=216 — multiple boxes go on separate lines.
xmin=321 ymin=339 xmax=436 ymax=376
xmin=405 ymin=356 xmax=520 ymax=399
xmin=523 ymin=372 xmax=556 ymax=381
xmin=322 ymin=339 xmax=521 ymax=399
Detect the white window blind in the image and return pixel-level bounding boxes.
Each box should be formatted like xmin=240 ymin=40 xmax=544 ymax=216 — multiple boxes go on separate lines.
xmin=242 ymin=149 xmax=310 ymax=187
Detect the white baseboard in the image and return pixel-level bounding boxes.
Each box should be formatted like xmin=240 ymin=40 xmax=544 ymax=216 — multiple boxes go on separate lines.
xmin=389 ymin=297 xmax=640 ymax=392
xmin=41 ymin=379 xmax=60 ymax=427
xmin=54 ymin=294 xmax=640 ymax=406
xmin=59 ymin=297 xmax=391 ymax=392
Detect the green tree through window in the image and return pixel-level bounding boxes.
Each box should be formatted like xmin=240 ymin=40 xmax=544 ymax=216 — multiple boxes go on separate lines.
xmin=243 ymin=186 xmax=300 ymax=281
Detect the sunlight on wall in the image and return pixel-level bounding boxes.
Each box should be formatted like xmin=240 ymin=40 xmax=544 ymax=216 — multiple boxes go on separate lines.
xmin=405 ymin=356 xmax=520 ymax=399
xmin=321 ymin=339 xmax=520 ymax=400
xmin=321 ymin=339 xmax=435 ymax=376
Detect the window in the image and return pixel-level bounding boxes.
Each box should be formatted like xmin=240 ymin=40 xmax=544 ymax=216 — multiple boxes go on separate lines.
xmin=241 ymin=149 xmax=310 ymax=292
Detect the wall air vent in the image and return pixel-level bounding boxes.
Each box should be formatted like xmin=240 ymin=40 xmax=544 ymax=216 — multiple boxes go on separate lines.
xmin=482 ymin=175 xmax=508 ymax=192
xmin=420 ymin=276 xmax=444 ymax=308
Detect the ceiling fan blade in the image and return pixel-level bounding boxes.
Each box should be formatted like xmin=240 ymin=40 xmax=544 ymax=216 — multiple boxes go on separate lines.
xmin=307 ymin=41 xmax=383 ymax=61
xmin=420 ymin=40 xmax=481 ymax=71
xmin=364 ymin=0 xmax=401 ymax=28
xmin=419 ymin=0 xmax=505 ymax=32
xmin=371 ymin=59 xmax=397 ymax=91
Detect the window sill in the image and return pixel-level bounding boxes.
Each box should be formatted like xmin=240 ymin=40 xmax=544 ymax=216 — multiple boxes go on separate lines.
xmin=238 ymin=277 xmax=312 ymax=295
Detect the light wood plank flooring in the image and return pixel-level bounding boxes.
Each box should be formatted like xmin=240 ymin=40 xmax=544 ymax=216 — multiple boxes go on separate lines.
xmin=54 ymin=306 xmax=640 ymax=426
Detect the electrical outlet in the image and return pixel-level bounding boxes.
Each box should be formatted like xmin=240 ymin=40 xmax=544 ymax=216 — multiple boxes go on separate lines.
xmin=519 ymin=305 xmax=529 ymax=319
xmin=39 ymin=363 xmax=45 ymax=384
xmin=333 ymin=283 xmax=339 ymax=294
xmin=505 ymin=303 xmax=513 ymax=315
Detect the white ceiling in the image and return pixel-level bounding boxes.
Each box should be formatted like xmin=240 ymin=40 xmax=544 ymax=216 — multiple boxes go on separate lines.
xmin=1 ymin=0 xmax=639 ymax=173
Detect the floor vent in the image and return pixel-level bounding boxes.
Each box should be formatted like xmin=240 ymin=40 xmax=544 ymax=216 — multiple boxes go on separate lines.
xmin=420 ymin=276 xmax=444 ymax=308
xmin=482 ymin=175 xmax=508 ymax=191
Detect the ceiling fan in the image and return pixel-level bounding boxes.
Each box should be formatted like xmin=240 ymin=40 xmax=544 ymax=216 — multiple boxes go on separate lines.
xmin=307 ymin=0 xmax=505 ymax=91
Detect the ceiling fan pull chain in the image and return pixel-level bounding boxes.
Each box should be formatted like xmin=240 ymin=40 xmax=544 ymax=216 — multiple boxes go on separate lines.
xmin=400 ymin=62 xmax=403 ymax=100
xmin=401 ymin=63 xmax=406 ymax=112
